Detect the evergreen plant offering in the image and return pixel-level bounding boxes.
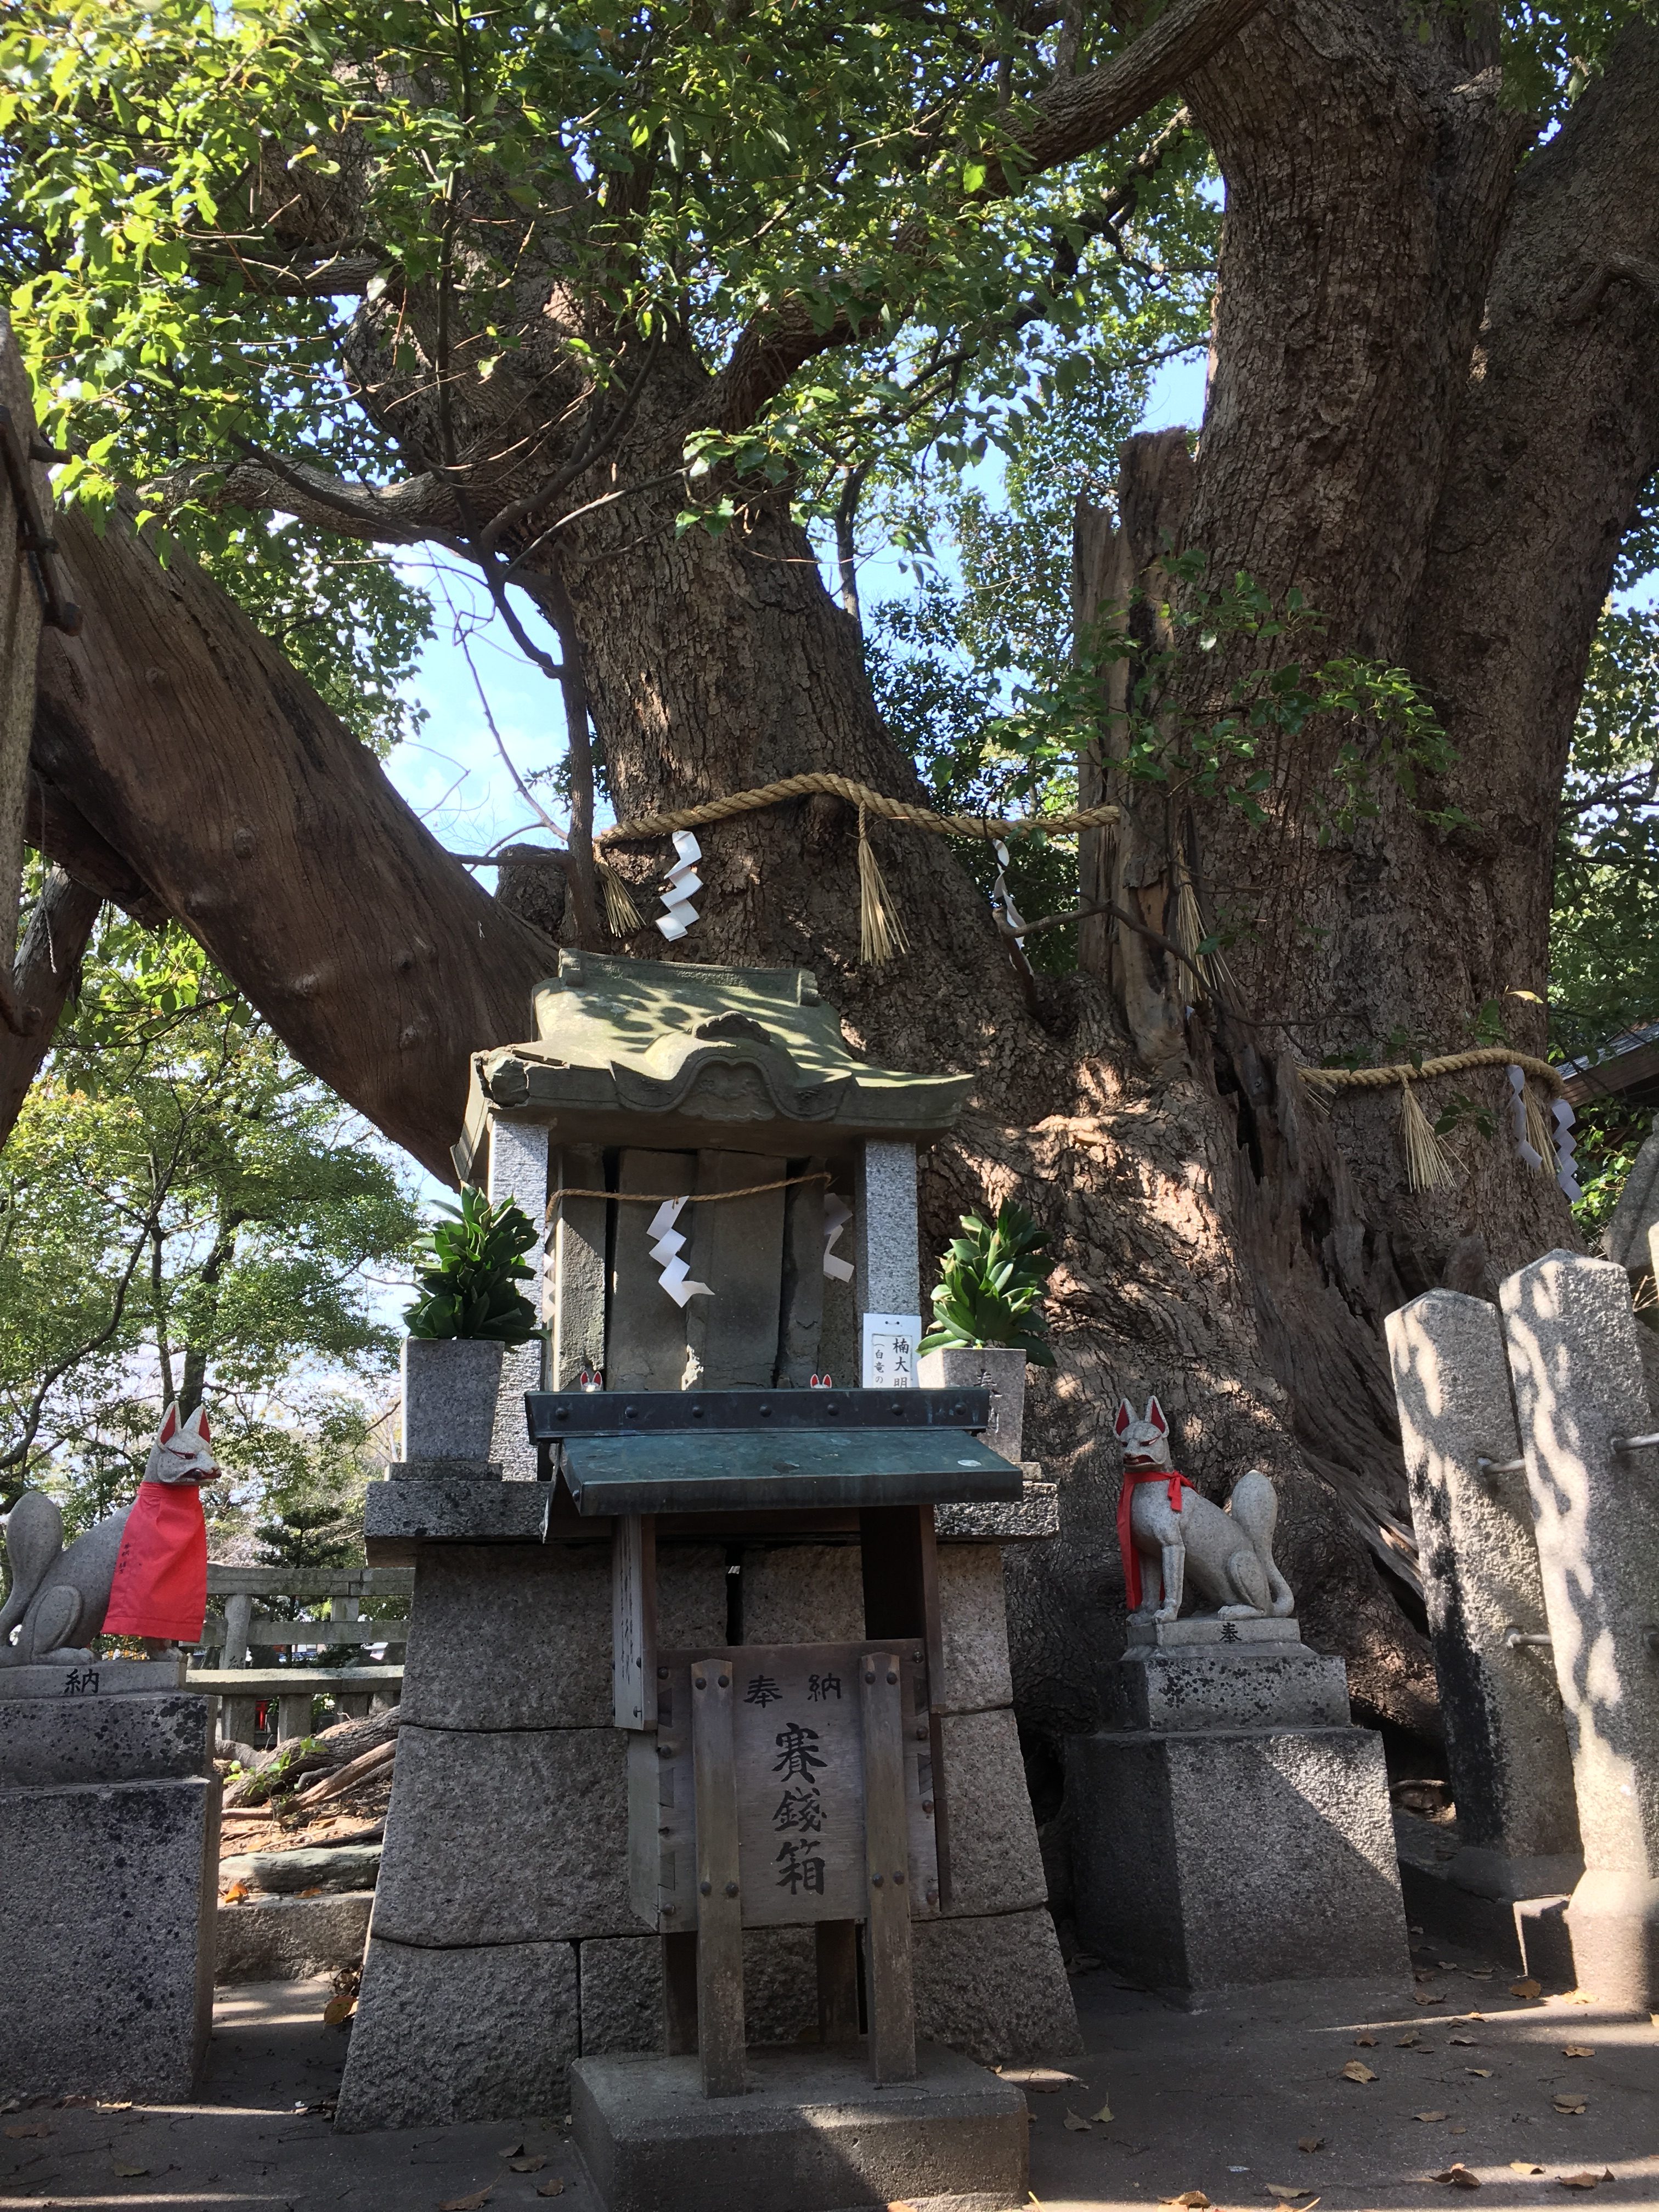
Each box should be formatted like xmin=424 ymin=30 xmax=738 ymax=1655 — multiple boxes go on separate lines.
xmin=919 ymin=1201 xmax=1056 ymax=1367
xmin=404 ymin=1188 xmax=544 ymax=1344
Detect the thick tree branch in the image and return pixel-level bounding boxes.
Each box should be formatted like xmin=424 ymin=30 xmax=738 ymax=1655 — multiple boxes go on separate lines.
xmin=0 ymin=867 xmax=102 ymax=1147
xmin=32 ymin=503 xmax=555 ymax=1181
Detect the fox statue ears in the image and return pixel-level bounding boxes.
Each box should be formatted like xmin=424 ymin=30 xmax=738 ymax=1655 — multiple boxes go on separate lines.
xmin=156 ymin=1402 xmax=211 ymax=1447
xmin=1114 ymin=1395 xmax=1169 ymax=1436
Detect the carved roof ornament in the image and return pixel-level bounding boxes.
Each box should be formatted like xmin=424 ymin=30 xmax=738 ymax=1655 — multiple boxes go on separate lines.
xmin=460 ymin=950 xmax=970 ymax=1164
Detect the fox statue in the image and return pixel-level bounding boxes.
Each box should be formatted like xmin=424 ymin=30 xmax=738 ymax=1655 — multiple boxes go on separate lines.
xmin=1114 ymin=1395 xmax=1294 ymax=1623
xmin=0 ymin=1403 xmax=217 ymax=1664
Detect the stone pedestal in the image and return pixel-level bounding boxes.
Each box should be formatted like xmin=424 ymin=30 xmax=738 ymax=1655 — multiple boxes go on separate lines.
xmin=0 ymin=1661 xmax=218 ymax=2097
xmin=1066 ymin=1621 xmax=1409 ymax=2000
xmin=1499 ymin=1249 xmax=1659 ymax=2013
xmin=571 ymin=2044 xmax=1027 ymax=2212
xmin=1386 ymin=1289 xmax=1583 ymax=1959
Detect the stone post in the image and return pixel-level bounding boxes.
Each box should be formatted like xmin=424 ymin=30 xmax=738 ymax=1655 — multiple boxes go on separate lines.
xmin=1499 ymin=1249 xmax=1659 ymax=2012
xmin=487 ymin=1118 xmax=549 ymax=1479
xmin=854 ymin=1140 xmax=920 ymax=1384
xmin=1385 ymin=1291 xmax=1582 ymax=1927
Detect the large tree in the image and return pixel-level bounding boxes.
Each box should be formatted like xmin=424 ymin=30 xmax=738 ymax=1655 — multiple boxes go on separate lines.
xmin=6 ymin=0 xmax=1659 ymax=1782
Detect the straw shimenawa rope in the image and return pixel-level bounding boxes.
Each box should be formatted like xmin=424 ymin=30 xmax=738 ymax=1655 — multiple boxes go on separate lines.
xmin=543 ymin=1170 xmax=830 ymax=1226
xmin=1297 ymin=1047 xmax=1565 ymax=1098
xmin=1297 ymin=1047 xmax=1566 ymax=1195
xmin=597 ymin=772 xmax=1121 ymax=849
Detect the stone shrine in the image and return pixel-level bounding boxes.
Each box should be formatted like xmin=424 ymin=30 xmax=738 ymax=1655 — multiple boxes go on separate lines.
xmin=336 ymin=953 xmax=1076 ymax=2209
xmin=0 ymin=1657 xmax=219 ymax=2096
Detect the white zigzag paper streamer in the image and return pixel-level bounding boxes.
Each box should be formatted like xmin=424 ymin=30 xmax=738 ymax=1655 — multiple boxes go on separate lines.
xmin=655 ymin=830 xmax=703 ymax=942
xmin=647 ymin=1197 xmax=713 ymax=1307
xmin=822 ymin=1193 xmax=854 ymax=1283
xmin=1551 ymin=1097 xmax=1582 ymax=1203
xmin=1508 ymin=1064 xmax=1545 ymax=1172
xmin=992 ymin=839 xmax=1028 ymax=936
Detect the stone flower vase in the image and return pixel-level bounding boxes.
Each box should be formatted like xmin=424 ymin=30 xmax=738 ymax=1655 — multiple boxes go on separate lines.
xmin=917 ymin=1343 xmax=1027 ymax=1465
xmin=400 ymin=1336 xmax=506 ymax=1466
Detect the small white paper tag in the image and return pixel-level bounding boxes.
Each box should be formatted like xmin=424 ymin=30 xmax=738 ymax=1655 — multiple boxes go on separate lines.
xmin=861 ymin=1313 xmax=922 ymax=1389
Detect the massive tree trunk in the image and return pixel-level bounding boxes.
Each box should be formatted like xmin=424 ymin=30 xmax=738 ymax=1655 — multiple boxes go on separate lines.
xmin=18 ymin=2 xmax=1659 ymax=1787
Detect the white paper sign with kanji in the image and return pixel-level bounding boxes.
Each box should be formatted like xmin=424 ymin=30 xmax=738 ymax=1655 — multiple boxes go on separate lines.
xmin=861 ymin=1313 xmax=922 ymax=1389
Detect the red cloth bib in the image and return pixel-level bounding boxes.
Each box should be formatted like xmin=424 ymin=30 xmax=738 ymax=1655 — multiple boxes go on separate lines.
xmin=103 ymin=1480 xmax=208 ymax=1643
xmin=1117 ymin=1468 xmax=1198 ymax=1611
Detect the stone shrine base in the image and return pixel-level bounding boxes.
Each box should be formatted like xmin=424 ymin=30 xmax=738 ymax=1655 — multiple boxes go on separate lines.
xmin=569 ymin=2044 xmax=1028 ymax=2212
xmin=1066 ymin=1627 xmax=1409 ymax=2004
xmin=0 ymin=1669 xmax=219 ymax=2098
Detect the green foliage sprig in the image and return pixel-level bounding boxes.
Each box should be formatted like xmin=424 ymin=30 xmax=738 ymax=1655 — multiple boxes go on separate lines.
xmin=920 ymin=1201 xmax=1054 ymax=1367
xmin=404 ymin=1188 xmax=543 ymax=1344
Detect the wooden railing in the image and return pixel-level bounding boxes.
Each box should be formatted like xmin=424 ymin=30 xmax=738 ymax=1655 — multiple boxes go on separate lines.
xmin=190 ymin=1566 xmax=414 ymax=1744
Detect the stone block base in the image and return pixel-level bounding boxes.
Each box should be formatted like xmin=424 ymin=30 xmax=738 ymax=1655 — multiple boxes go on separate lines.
xmin=216 ymin=1892 xmax=373 ymax=1983
xmin=570 ymin=2045 xmax=1028 ymax=2212
xmin=912 ymin=1909 xmax=1081 ymax=2061
xmin=335 ymin=1934 xmax=578 ymax=2129
xmin=1066 ymin=1724 xmax=1408 ymax=1996
xmin=0 ymin=1772 xmax=217 ymax=2097
xmin=1565 ymin=1868 xmax=1659 ymax=2014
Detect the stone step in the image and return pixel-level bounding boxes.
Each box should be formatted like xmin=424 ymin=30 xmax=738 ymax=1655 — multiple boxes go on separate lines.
xmin=221 ymin=1843 xmax=381 ymax=1894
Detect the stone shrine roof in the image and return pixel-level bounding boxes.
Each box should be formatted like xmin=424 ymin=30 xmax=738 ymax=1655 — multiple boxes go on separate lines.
xmin=465 ymin=950 xmax=970 ymax=1156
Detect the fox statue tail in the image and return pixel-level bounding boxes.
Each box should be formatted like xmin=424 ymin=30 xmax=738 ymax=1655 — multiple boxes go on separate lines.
xmin=0 ymin=1491 xmax=66 ymax=1658
xmin=1228 ymin=1470 xmax=1295 ymax=1617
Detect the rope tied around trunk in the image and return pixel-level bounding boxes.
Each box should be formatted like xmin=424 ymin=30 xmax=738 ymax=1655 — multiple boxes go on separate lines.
xmin=596 ymin=772 xmax=1122 ymax=849
xmin=1296 ymin=1048 xmax=1567 ymax=1195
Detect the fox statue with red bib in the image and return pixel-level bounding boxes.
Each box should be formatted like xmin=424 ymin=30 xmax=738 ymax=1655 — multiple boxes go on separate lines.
xmin=1114 ymin=1394 xmax=1295 ymax=1624
xmin=0 ymin=1403 xmax=216 ymax=1664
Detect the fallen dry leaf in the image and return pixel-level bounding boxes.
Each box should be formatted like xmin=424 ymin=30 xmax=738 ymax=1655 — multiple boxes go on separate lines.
xmin=297 ymin=1884 xmax=324 ymax=1897
xmin=1159 ymin=2193 xmax=1211 ymax=2208
xmin=888 ymin=2203 xmax=918 ymax=2212
xmin=97 ymin=2101 xmax=133 ymax=2113
xmin=1558 ymin=2175 xmax=1613 ymax=2192
xmin=1417 ymin=1993 xmax=1448 ymax=2007
xmin=323 ymin=1994 xmax=357 ymax=2027
xmin=1265 ymin=2182 xmax=1314 ymax=2199
xmin=1432 ymin=2165 xmax=1481 ymax=2189
xmin=438 ymin=2190 xmax=493 ymax=2211
xmin=1553 ymin=2097 xmax=1587 ymax=2116
xmin=111 ymin=2159 xmax=150 ymax=2177
xmin=4 ymin=2124 xmax=48 ymax=2139
xmin=1416 ymin=1969 xmax=1440 ymax=1982
xmin=1451 ymin=2036 xmax=1479 ymax=2047
xmin=1452 ymin=2128 xmax=1469 ymax=2138
xmin=1354 ymin=2033 xmax=1379 ymax=2047
xmin=1511 ymin=2163 xmax=1547 ymax=2175
xmin=1093 ymin=2101 xmax=1114 ymax=2124
xmin=536 ymin=2185 xmax=565 ymax=2202
xmin=1417 ymin=2111 xmax=1450 ymax=2124
xmin=1063 ymin=2110 xmax=1092 ymax=2132
xmin=1298 ymin=2138 xmax=1324 ymax=2154
xmin=1562 ymin=2047 xmax=1594 ymax=2059
xmin=1511 ymin=1980 xmax=1543 ymax=2000
xmin=1468 ymin=2068 xmax=1494 ymax=2079
xmin=498 ymin=2145 xmax=525 ymax=2160
xmin=1466 ymin=1968 xmax=1495 ymax=1979
xmin=1398 ymin=2033 xmax=1423 ymax=2047
xmin=222 ymin=1880 xmax=250 ymax=1903
xmin=1341 ymin=2061 xmax=1378 ymax=2085
xmin=509 ymin=2157 xmax=546 ymax=2173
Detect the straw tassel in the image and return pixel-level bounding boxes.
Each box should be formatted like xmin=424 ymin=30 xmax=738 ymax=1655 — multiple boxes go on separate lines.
xmin=1399 ymin=1078 xmax=1461 ymax=1193
xmin=1523 ymin=1090 xmax=1553 ymax=1175
xmin=596 ymin=859 xmax=644 ymax=937
xmin=857 ymin=805 xmax=907 ymax=965
xmin=1170 ymin=850 xmax=1237 ymax=1003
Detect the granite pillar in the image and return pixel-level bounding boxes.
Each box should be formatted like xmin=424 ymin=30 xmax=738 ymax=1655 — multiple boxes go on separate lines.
xmin=487 ymin=1117 xmax=550 ymax=1478
xmin=1386 ymin=1290 xmax=1582 ymax=1948
xmin=1499 ymin=1249 xmax=1659 ymax=2012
